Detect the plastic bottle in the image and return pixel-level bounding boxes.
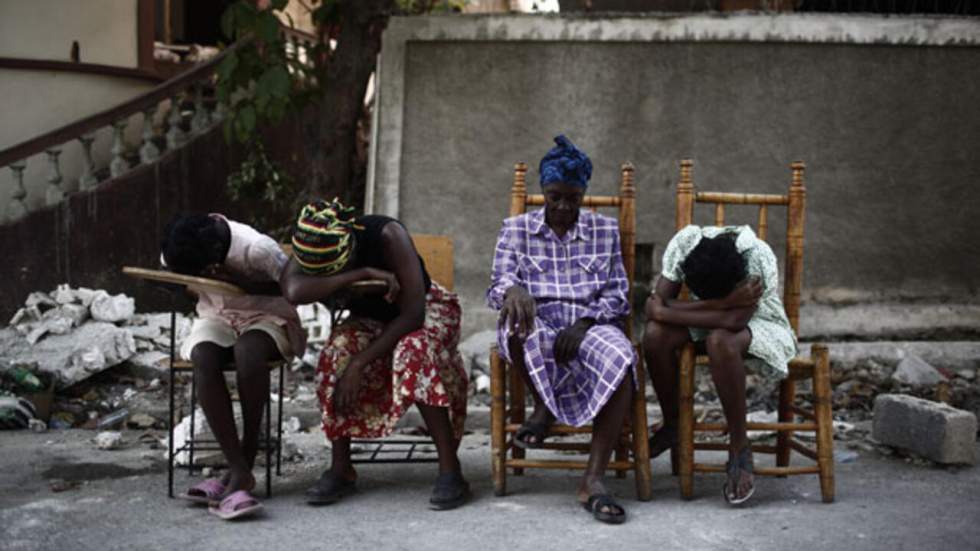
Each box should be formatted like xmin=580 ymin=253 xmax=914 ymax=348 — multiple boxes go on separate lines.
xmin=96 ymin=408 xmax=130 ymax=429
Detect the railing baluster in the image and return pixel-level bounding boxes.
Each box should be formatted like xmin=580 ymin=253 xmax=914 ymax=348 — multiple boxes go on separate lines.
xmin=78 ymin=133 xmax=98 ymax=190
xmin=110 ymin=119 xmax=131 ymax=178
xmin=140 ymin=106 xmax=161 ymax=164
xmin=166 ymin=94 xmax=187 ymax=149
xmin=7 ymin=160 xmax=28 ymax=222
xmin=45 ymin=148 xmax=65 ymax=205
xmin=191 ymin=85 xmax=210 ymax=134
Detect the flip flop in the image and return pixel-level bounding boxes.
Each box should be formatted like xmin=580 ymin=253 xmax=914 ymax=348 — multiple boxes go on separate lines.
xmin=513 ymin=420 xmax=550 ymax=449
xmin=582 ymin=494 xmax=626 ymax=525
xmin=429 ymin=471 xmax=471 ymax=511
xmin=208 ymin=490 xmax=263 ymax=520
xmin=723 ymin=446 xmax=755 ymax=506
xmin=305 ymin=471 xmax=357 ymax=505
xmin=178 ymin=478 xmax=226 ymax=505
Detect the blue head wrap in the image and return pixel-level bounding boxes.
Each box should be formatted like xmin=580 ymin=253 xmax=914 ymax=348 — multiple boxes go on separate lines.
xmin=539 ymin=134 xmax=592 ymax=189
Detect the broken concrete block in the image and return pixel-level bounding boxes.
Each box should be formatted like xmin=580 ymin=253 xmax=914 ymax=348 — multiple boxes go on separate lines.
xmin=59 ymin=304 xmax=89 ymax=327
xmin=892 ymin=354 xmax=945 ymax=386
xmin=94 ymin=431 xmax=124 ymax=450
xmin=52 ymin=284 xmax=75 ymax=305
xmin=124 ymin=351 xmax=170 ymax=379
xmin=872 ymin=393 xmax=977 ymax=465
xmin=74 ymin=288 xmax=97 ymax=307
xmin=458 ymin=329 xmax=496 ymax=377
xmin=25 ymin=292 xmax=57 ymax=309
xmin=89 ymin=291 xmax=135 ymax=323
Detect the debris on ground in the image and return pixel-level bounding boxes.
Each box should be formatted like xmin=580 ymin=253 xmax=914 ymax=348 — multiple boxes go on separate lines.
xmin=95 ymin=431 xmax=124 ymax=450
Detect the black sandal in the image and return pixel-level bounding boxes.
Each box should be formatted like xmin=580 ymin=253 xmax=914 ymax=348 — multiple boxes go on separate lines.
xmin=306 ymin=470 xmax=357 ymax=505
xmin=723 ymin=446 xmax=755 ymax=506
xmin=648 ymin=424 xmax=678 ymax=459
xmin=513 ymin=421 xmax=550 ymax=449
xmin=582 ymin=494 xmax=626 ymax=525
xmin=429 ymin=471 xmax=470 ymax=511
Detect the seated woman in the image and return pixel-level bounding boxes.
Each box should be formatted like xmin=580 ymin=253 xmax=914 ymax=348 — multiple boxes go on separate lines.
xmin=642 ymin=225 xmax=797 ymax=506
xmin=487 ymin=135 xmax=636 ymax=525
xmin=279 ymin=199 xmax=469 ymax=510
xmin=161 ymin=213 xmax=306 ymax=520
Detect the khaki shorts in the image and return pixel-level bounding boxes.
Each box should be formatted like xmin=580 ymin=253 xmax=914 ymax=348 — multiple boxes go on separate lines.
xmin=180 ymin=318 xmax=293 ymax=361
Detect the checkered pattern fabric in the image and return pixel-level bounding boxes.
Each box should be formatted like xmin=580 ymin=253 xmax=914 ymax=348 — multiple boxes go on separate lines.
xmin=487 ymin=209 xmax=635 ymax=427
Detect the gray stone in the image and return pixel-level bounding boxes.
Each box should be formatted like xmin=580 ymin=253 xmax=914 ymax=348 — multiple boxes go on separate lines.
xmin=892 ymin=354 xmax=945 ymax=386
xmin=89 ymin=291 xmax=135 ymax=324
xmin=52 ymin=284 xmax=76 ymax=305
xmin=123 ymin=351 xmax=170 ymax=379
xmin=457 ymin=329 xmax=496 ymax=377
xmin=0 ymin=323 xmax=137 ymax=389
xmin=94 ymin=431 xmax=124 ymax=450
xmin=872 ymin=393 xmax=977 ymax=465
xmin=59 ymin=304 xmax=90 ymax=327
xmin=24 ymin=292 xmax=56 ymax=309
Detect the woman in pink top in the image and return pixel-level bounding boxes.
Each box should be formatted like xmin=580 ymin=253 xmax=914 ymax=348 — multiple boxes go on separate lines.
xmin=161 ymin=213 xmax=305 ymax=519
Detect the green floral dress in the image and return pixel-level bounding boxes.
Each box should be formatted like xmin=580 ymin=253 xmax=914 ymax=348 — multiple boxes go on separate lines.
xmin=660 ymin=225 xmax=798 ymax=382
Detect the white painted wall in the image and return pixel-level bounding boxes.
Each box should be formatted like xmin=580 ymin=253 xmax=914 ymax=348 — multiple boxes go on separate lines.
xmin=0 ymin=0 xmax=139 ymax=67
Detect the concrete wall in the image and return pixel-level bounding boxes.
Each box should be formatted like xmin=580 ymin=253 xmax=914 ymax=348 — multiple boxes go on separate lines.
xmin=371 ymin=14 xmax=980 ymax=336
xmin=0 ymin=0 xmax=139 ymax=67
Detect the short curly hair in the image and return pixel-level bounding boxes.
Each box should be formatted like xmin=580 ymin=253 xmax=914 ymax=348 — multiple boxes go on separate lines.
xmin=160 ymin=213 xmax=222 ymax=276
xmin=680 ymin=233 xmax=747 ymax=300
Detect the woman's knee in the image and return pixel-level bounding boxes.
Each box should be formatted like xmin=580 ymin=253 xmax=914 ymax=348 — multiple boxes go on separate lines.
xmin=191 ymin=343 xmax=226 ymax=373
xmin=233 ymin=332 xmax=279 ymax=378
xmin=704 ymin=329 xmax=745 ymax=359
xmin=643 ymin=319 xmax=685 ymax=352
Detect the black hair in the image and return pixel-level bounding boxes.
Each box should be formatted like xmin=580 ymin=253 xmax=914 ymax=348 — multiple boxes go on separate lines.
xmin=680 ymin=233 xmax=747 ymax=299
xmin=160 ymin=213 xmax=222 ymax=276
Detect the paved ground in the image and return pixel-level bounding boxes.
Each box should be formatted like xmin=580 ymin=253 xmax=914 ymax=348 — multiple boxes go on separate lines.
xmin=1 ymin=429 xmax=978 ymax=551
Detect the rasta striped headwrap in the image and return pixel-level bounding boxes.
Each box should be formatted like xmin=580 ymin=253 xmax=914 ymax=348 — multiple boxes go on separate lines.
xmin=292 ymin=198 xmax=364 ymax=275
xmin=539 ymin=134 xmax=592 ymax=189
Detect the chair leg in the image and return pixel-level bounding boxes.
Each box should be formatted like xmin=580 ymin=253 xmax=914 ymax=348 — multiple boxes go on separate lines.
xmin=631 ymin=352 xmax=653 ymax=501
xmin=167 ymin=310 xmax=177 ymax=498
xmin=812 ymin=344 xmax=835 ymax=503
xmin=615 ymin=443 xmax=627 ymax=478
xmin=776 ymin=379 xmax=796 ymax=470
xmin=490 ymin=347 xmax=507 ymax=497
xmin=276 ymin=364 xmax=284 ymax=476
xmin=188 ymin=368 xmax=197 ymax=476
xmin=678 ymin=344 xmax=696 ymax=500
xmin=509 ymin=362 xmax=525 ymax=476
xmin=265 ymin=384 xmax=272 ymax=498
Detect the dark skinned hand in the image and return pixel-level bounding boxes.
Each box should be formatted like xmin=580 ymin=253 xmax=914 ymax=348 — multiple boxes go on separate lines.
xmin=722 ymin=276 xmax=763 ymax=309
xmin=554 ymin=318 xmax=595 ymax=365
xmin=500 ymin=286 xmax=536 ymax=339
xmin=334 ymin=356 xmax=366 ymax=415
xmin=363 ymin=267 xmax=401 ymax=303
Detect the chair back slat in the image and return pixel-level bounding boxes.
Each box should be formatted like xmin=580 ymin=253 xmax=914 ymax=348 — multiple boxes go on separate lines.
xmin=510 ymin=161 xmax=637 ymax=339
xmin=714 ymin=203 xmax=725 ymax=226
xmin=757 ymin=204 xmax=769 ymax=241
xmin=674 ymin=159 xmax=807 ymax=334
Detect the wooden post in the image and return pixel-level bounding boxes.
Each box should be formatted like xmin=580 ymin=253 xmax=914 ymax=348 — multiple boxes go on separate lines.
xmin=678 ymin=343 xmax=696 ymax=499
xmin=784 ymin=161 xmax=806 ymax=333
xmin=6 ymin=160 xmax=28 ymax=222
xmin=632 ymin=348 xmax=653 ymax=501
xmin=757 ymin=205 xmax=769 ymax=241
xmin=78 ymin=133 xmax=98 ymax=190
xmin=676 ymin=160 xmax=695 ymax=230
xmin=714 ymin=203 xmax=725 ymax=226
xmin=110 ymin=119 xmax=131 ymax=178
xmin=619 ymin=162 xmax=636 ymax=341
xmin=140 ymin=106 xmax=161 ymax=164
xmin=510 ymin=162 xmax=528 ymax=216
xmin=811 ymin=343 xmax=835 ymax=503
xmin=490 ymin=347 xmax=507 ymax=496
xmin=44 ymin=148 xmax=64 ymax=205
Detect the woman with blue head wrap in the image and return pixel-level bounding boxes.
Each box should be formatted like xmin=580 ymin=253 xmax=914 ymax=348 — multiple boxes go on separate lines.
xmin=487 ymin=134 xmax=637 ymax=524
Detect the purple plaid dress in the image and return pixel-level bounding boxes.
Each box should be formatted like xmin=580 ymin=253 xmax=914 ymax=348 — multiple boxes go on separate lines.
xmin=487 ymin=209 xmax=636 ymax=427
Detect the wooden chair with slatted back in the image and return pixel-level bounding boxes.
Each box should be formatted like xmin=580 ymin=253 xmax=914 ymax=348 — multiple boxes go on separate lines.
xmin=672 ymin=159 xmax=834 ymax=503
xmin=489 ymin=162 xmax=653 ymax=501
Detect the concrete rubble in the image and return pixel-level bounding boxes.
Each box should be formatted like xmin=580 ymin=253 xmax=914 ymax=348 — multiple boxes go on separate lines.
xmin=872 ymin=394 xmax=977 ymax=465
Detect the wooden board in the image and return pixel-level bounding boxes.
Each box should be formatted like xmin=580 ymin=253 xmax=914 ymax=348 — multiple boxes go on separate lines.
xmin=412 ymin=234 xmax=454 ymax=291
xmin=122 ymin=266 xmax=245 ymax=296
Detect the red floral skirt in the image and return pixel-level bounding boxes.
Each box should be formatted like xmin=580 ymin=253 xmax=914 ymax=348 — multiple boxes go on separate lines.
xmin=316 ymin=283 xmax=467 ymax=440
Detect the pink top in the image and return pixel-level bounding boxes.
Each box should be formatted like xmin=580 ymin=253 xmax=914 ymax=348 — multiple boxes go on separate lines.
xmin=193 ymin=215 xmax=306 ymax=357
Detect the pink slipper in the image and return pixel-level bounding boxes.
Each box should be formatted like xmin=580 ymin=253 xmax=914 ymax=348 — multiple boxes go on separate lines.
xmin=179 ymin=478 xmax=226 ymax=505
xmin=208 ymin=490 xmax=263 ymax=520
